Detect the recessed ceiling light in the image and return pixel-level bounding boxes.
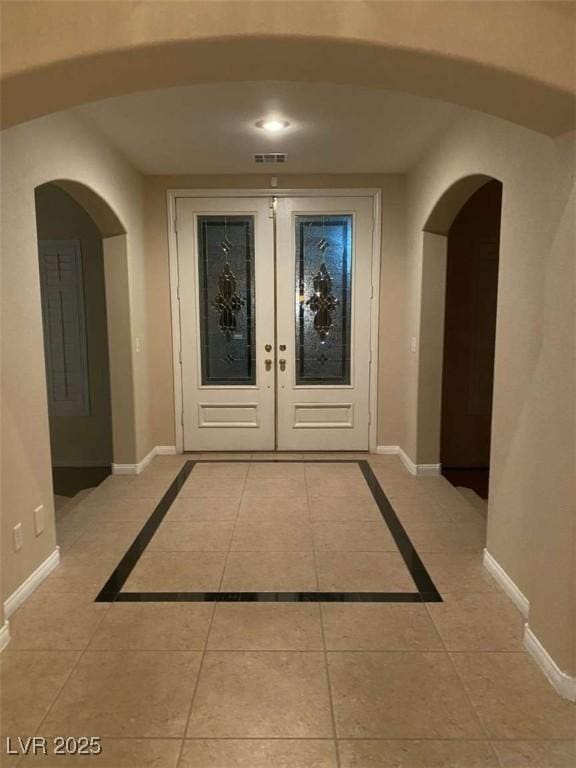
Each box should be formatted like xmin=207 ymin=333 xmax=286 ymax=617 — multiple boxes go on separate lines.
xmin=256 ymin=119 xmax=290 ymax=133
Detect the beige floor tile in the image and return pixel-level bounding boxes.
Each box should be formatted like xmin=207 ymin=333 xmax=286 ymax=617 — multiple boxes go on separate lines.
xmin=243 ymin=476 xmax=307 ymax=498
xmin=115 ymin=480 xmax=166 ymax=500
xmin=0 ymin=651 xmax=80 ymax=737
xmin=308 ymin=479 xmax=373 ymax=499
xmin=8 ymin=593 xmax=109 ymax=651
xmin=392 ymin=498 xmax=465 ymax=526
xmin=328 ymin=651 xmax=485 ymax=738
xmin=19 ymin=739 xmax=181 ymax=767
xmin=338 ymin=740 xmax=499 ymax=767
xmin=450 ymin=652 xmax=576 ymax=738
xmin=67 ymin=521 xmax=142 ymax=558
xmin=43 ymin=651 xmax=201 ymax=737
xmin=316 ymin=552 xmax=416 ymax=592
xmin=55 ymin=521 xmax=85 ymax=554
xmin=221 ymin=551 xmax=318 ymax=591
xmin=123 ymin=551 xmax=226 ymax=592
xmin=187 ymin=651 xmax=333 ymax=737
xmin=418 ymin=553 xmax=500 ymax=595
xmin=237 ymin=495 xmax=310 ymax=522
xmin=191 ymin=462 xmax=249 ymax=477
xmin=312 ymin=521 xmax=398 ymax=551
xmin=308 ymin=495 xmax=381 ymax=523
xmin=491 ymin=740 xmax=576 ymax=767
xmin=165 ymin=497 xmax=239 ymax=522
xmin=148 ymin=520 xmax=234 ymax=551
xmin=427 ymin=591 xmax=525 ymax=651
xmin=208 ymin=604 xmax=323 ymax=650
xmin=78 ymin=497 xmax=157 ymax=522
xmin=180 ymin=739 xmax=337 ymax=767
xmin=231 ymin=519 xmax=313 ymax=551
xmin=37 ymin=554 xmax=120 ymax=598
xmin=179 ymin=476 xmax=245 ymax=499
xmin=247 ymin=462 xmax=305 ymax=479
xmin=405 ymin=522 xmax=486 ymax=553
xmin=89 ymin=603 xmax=213 ymax=650
xmin=322 ymin=604 xmax=443 ymax=650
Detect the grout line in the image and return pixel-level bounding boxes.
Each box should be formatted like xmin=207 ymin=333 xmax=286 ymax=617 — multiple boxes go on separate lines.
xmin=305 ymin=466 xmax=342 ymax=768
xmin=176 ymin=600 xmax=218 ymax=766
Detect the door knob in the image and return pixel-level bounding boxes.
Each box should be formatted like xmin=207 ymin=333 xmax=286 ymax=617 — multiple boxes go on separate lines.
xmin=279 ymin=344 xmax=286 ymax=351
xmin=279 ymin=359 xmax=286 ymax=372
xmin=265 ymin=359 xmax=272 ymax=371
xmin=265 ymin=344 xmax=272 ymax=352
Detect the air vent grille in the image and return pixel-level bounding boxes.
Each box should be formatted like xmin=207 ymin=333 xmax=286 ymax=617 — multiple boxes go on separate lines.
xmin=254 ymin=153 xmax=287 ymax=164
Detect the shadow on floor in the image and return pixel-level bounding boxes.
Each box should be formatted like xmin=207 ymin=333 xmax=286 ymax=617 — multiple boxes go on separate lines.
xmin=52 ymin=466 xmax=111 ymax=497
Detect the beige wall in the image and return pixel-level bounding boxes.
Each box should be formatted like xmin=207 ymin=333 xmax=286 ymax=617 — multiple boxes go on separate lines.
xmin=405 ymin=113 xmax=576 ymax=676
xmin=35 ymin=183 xmax=113 ymax=467
xmin=0 ymin=111 xmax=149 ymax=601
xmin=144 ymin=173 xmax=407 ymax=451
xmin=1 ymin=1 xmax=575 ymax=134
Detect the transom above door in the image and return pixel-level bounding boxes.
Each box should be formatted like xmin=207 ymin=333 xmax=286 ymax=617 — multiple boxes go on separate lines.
xmin=173 ymin=192 xmax=377 ymax=452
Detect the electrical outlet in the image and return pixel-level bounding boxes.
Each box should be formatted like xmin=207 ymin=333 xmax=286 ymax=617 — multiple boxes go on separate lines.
xmin=13 ymin=523 xmax=23 ymax=552
xmin=34 ymin=504 xmax=45 ymax=536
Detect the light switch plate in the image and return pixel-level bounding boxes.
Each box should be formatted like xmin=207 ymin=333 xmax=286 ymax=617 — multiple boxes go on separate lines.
xmin=13 ymin=523 xmax=23 ymax=551
xmin=34 ymin=504 xmax=45 ymax=536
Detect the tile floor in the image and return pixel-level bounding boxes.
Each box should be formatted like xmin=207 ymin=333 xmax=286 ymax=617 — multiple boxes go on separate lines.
xmin=1 ymin=453 xmax=574 ymax=767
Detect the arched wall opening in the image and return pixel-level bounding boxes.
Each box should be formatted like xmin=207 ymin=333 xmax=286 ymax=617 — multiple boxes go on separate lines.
xmin=416 ymin=175 xmax=503 ymax=493
xmin=34 ymin=180 xmax=137 ymax=478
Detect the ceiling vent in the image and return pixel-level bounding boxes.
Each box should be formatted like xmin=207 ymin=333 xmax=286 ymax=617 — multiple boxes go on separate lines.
xmin=254 ymin=153 xmax=287 ymax=164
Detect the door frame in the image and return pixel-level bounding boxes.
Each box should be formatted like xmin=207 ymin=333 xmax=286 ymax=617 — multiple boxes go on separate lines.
xmin=167 ymin=188 xmax=382 ymax=454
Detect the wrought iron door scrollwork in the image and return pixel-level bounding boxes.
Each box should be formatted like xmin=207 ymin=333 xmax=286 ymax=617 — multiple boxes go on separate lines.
xmin=212 ymin=262 xmax=244 ymax=339
xmin=306 ymin=262 xmax=339 ymax=342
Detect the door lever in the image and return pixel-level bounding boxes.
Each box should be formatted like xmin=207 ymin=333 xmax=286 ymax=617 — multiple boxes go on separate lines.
xmin=279 ymin=359 xmax=286 ymax=372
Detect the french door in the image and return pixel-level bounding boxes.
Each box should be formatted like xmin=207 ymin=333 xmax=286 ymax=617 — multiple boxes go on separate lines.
xmin=175 ymin=194 xmax=374 ymax=452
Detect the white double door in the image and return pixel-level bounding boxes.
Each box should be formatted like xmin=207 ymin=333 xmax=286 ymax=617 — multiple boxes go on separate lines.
xmin=175 ymin=194 xmax=374 ymax=452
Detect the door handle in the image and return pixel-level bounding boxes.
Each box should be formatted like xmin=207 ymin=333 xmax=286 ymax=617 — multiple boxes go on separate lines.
xmin=279 ymin=359 xmax=286 ymax=372
xmin=265 ymin=359 xmax=272 ymax=371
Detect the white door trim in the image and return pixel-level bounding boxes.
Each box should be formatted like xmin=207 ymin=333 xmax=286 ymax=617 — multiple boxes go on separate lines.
xmin=167 ymin=188 xmax=381 ymax=453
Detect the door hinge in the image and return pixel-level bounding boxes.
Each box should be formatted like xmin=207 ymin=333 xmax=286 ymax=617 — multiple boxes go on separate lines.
xmin=176 ymin=284 xmax=180 ymax=302
xmin=369 ymin=284 xmax=374 ymax=299
xmin=173 ymin=216 xmax=178 ymax=234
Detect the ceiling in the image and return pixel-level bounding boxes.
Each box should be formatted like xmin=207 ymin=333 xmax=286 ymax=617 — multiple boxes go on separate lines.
xmin=76 ymin=81 xmax=466 ymax=175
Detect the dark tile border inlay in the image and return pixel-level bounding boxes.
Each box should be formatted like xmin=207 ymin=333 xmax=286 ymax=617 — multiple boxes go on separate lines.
xmin=95 ymin=460 xmax=442 ymax=604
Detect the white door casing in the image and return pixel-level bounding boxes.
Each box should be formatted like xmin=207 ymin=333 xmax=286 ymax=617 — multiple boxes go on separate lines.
xmin=171 ymin=190 xmax=380 ymax=453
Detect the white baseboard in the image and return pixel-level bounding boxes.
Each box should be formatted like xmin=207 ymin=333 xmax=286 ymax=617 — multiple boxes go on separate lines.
xmin=4 ymin=547 xmax=60 ymax=619
xmin=376 ymin=445 xmax=441 ymax=476
xmin=483 ymin=548 xmax=530 ymax=618
xmin=155 ymin=445 xmax=177 ymax=455
xmin=112 ymin=445 xmax=178 ymax=475
xmin=0 ymin=620 xmax=10 ymax=652
xmin=524 ymin=624 xmax=576 ymax=701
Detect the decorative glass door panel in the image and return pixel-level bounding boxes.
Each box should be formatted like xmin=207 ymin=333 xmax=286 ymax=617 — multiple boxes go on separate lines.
xmin=295 ymin=215 xmax=352 ymax=385
xmin=176 ymin=195 xmax=373 ymax=452
xmin=197 ymin=216 xmax=256 ymax=385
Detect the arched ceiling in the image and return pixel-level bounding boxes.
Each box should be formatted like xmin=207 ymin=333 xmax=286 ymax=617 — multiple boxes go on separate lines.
xmin=1 ymin=1 xmax=575 ymax=135
xmin=74 ymin=81 xmax=465 ymax=175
